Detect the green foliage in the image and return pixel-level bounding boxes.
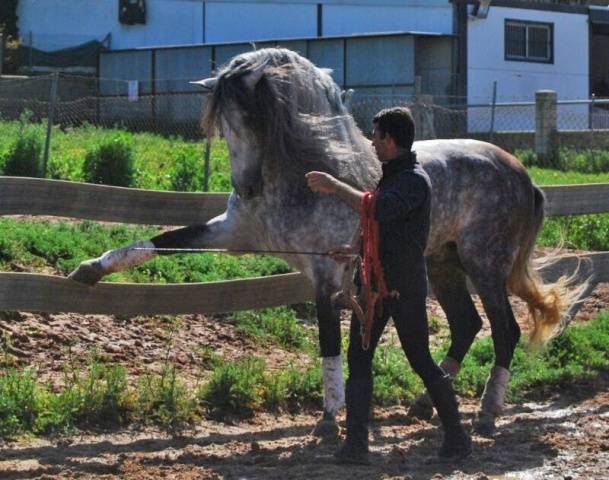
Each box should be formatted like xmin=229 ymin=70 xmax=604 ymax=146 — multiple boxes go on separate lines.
xmin=0 ymin=368 xmax=37 ymax=437
xmin=199 ymin=356 xmax=322 ymax=418
xmin=0 ymin=312 xmax=607 ymax=438
xmin=0 ymin=218 xmax=292 ymax=280
xmin=538 ymin=214 xmax=609 ymax=251
xmin=133 ymin=364 xmax=198 ymax=427
xmin=1 ymin=112 xmax=44 ymax=178
xmin=231 ymin=307 xmax=310 ymax=350
xmin=169 ymin=144 xmax=204 ymax=192
xmin=372 ymin=345 xmax=423 ymax=406
xmin=518 ymin=148 xmax=609 ymax=175
xmin=83 ymin=133 xmax=135 ymax=186
xmin=199 ymin=356 xmax=266 ymax=420
xmin=262 ymin=363 xmax=323 ymax=412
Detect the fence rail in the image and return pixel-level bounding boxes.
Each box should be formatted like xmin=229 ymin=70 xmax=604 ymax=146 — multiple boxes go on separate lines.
xmin=1 ymin=178 xmax=609 ymax=314
xmin=3 ymin=177 xmax=609 ymax=223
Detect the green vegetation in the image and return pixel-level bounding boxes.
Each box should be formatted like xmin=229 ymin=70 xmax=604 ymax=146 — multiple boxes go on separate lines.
xmin=518 ymin=148 xmax=609 ymax=176
xmin=0 ymin=218 xmax=291 ymax=281
xmin=82 ymin=133 xmax=135 ymax=187
xmin=1 ymin=122 xmax=609 ymax=438
xmin=230 ymin=307 xmax=312 ymax=350
xmin=0 ymin=119 xmax=231 ymax=192
xmin=1 ymin=311 xmax=607 ymax=437
xmin=1 ymin=113 xmax=44 ymax=178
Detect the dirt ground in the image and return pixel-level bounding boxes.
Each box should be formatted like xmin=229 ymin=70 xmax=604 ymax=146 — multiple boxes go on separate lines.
xmin=0 ymin=280 xmax=608 ymax=479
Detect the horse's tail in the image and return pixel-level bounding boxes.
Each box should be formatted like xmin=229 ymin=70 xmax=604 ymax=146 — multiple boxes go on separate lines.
xmin=507 ymin=186 xmax=587 ymax=349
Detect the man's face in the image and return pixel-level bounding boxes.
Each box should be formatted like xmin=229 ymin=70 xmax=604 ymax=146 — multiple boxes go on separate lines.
xmin=371 ymin=125 xmax=393 ymax=163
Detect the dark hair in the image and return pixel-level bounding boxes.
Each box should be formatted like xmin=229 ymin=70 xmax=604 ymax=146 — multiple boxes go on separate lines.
xmin=372 ymin=107 xmax=415 ymax=149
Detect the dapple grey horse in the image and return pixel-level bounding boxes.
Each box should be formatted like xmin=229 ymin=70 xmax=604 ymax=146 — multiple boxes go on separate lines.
xmin=69 ymin=48 xmax=579 ymax=437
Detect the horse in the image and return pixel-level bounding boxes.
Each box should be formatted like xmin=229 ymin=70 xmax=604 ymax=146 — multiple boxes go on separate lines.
xmin=69 ymin=47 xmax=581 ymax=438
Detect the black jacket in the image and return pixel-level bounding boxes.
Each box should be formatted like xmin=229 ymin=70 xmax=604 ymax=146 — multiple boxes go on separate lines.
xmin=375 ymin=151 xmax=431 ymax=296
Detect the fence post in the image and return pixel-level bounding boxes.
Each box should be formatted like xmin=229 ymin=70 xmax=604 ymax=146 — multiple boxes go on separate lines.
xmin=535 ymin=90 xmax=558 ymax=168
xmin=42 ymin=72 xmax=59 ymax=177
xmin=202 ymin=138 xmax=211 ymax=192
xmin=489 ymin=80 xmax=497 ymax=143
xmin=413 ymin=76 xmax=435 ymax=140
xmin=0 ymin=33 xmax=4 ymax=76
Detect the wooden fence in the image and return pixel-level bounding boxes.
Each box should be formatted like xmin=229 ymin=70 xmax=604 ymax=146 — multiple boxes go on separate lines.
xmin=1 ymin=176 xmax=609 ymax=315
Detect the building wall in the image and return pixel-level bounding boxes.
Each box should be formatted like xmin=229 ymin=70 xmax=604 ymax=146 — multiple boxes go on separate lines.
xmin=204 ymin=2 xmax=317 ymax=43
xmin=322 ymin=3 xmax=453 ymax=36
xmin=468 ymin=6 xmax=589 ymax=131
xmin=18 ymin=0 xmax=205 ymax=50
xmin=18 ymin=0 xmax=453 ymax=51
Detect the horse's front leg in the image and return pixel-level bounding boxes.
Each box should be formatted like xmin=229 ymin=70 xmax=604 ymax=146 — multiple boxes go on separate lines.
xmin=311 ymin=285 xmax=345 ymax=440
xmin=69 ymin=209 xmax=250 ymax=285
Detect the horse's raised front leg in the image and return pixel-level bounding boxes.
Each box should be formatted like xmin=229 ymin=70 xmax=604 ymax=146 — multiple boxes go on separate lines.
xmin=69 ymin=206 xmax=253 ymax=285
xmin=311 ymin=284 xmax=344 ymax=440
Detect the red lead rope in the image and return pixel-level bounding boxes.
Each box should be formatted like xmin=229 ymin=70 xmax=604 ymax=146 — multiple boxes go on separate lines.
xmin=359 ymin=191 xmax=393 ymax=350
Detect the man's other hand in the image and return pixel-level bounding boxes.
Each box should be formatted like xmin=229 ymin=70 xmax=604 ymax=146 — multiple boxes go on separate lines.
xmin=306 ymin=171 xmax=339 ymax=194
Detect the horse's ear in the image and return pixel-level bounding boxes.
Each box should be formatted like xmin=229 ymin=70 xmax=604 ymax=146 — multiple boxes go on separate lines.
xmin=242 ymin=59 xmax=269 ymax=91
xmin=190 ymin=77 xmax=217 ymax=91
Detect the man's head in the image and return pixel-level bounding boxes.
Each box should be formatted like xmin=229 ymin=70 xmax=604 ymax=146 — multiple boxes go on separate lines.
xmin=371 ymin=107 xmax=415 ymax=162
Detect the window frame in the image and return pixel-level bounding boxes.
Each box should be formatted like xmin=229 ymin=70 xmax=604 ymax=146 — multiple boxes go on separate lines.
xmin=504 ymin=19 xmax=554 ymax=64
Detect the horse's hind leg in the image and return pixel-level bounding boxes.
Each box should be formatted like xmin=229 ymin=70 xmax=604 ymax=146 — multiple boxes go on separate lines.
xmin=463 ymin=260 xmax=521 ymax=437
xmin=407 ymin=246 xmax=483 ymax=420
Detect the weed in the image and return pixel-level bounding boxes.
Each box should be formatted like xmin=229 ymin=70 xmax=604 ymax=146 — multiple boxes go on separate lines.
xmin=2 ymin=111 xmax=44 ymax=178
xmin=83 ymin=133 xmax=135 ymax=186
xmin=199 ymin=356 xmax=265 ymax=420
xmin=231 ymin=307 xmax=309 ymax=350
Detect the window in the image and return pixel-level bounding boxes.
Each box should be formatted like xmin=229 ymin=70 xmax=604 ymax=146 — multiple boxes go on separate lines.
xmin=505 ymin=20 xmax=553 ymax=63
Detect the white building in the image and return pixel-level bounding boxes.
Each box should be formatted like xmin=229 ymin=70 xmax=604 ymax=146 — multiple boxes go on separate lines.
xmin=16 ymin=1 xmax=609 ymax=131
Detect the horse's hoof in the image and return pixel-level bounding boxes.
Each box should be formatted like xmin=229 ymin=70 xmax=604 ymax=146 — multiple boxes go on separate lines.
xmin=68 ymin=260 xmax=104 ymax=286
xmin=406 ymin=395 xmax=434 ymax=421
xmin=473 ymin=411 xmax=496 ymax=437
xmin=311 ymin=417 xmax=340 ymax=441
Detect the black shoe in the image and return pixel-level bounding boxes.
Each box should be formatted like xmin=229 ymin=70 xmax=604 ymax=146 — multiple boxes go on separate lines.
xmin=334 ymin=440 xmax=370 ymax=465
xmin=438 ymin=428 xmax=472 ymax=461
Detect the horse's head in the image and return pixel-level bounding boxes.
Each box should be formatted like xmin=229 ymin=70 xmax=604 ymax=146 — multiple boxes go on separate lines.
xmin=194 ymin=48 xmax=375 ymax=199
xmin=193 ymin=59 xmax=269 ymax=199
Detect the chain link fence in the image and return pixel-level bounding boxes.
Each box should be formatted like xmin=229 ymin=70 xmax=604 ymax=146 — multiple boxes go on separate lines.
xmin=2 ymin=73 xmax=609 ymax=182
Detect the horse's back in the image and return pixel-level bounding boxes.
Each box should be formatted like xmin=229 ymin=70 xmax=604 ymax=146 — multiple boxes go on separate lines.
xmin=413 ymin=139 xmax=537 ymax=253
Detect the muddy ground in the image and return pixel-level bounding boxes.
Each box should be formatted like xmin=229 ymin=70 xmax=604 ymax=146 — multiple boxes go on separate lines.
xmin=0 ymin=281 xmax=608 ymax=479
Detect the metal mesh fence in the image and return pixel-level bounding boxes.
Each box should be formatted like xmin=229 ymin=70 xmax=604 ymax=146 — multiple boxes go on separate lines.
xmin=2 ymin=73 xmax=609 ymax=171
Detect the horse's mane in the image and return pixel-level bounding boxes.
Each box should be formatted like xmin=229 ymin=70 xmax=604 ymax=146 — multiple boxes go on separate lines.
xmin=202 ymin=48 xmax=375 ymax=188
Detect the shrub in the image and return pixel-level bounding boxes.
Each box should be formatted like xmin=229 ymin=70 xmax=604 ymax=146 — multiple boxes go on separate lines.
xmin=2 ymin=112 xmax=44 ymax=178
xmin=83 ymin=134 xmax=134 ymax=186
xmin=199 ymin=356 xmax=265 ymax=420
xmin=169 ymin=146 xmax=203 ymax=192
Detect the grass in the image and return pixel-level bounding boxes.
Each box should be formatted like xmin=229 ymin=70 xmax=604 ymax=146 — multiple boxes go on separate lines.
xmin=1 ymin=122 xmax=609 ymax=437
xmin=0 ymin=218 xmax=291 ymax=281
xmin=1 ymin=311 xmax=607 ymax=437
xmin=0 ymin=120 xmax=231 ymax=192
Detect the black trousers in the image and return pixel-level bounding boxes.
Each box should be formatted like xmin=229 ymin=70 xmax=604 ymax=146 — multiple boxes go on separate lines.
xmin=348 ymin=293 xmax=445 ymax=386
xmin=344 ymin=292 xmax=446 ymax=441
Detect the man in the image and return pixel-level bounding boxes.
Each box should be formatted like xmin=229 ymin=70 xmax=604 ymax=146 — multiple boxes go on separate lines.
xmin=306 ymin=107 xmax=472 ymax=464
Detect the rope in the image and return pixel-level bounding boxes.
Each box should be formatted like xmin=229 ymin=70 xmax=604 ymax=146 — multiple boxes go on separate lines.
xmin=359 ymin=191 xmax=394 ymax=350
xmin=133 ymin=247 xmax=358 ymax=257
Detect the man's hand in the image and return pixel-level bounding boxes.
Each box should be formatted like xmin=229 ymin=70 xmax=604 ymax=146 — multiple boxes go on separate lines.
xmin=328 ymin=244 xmax=359 ymax=263
xmin=306 ymin=171 xmax=339 ymax=194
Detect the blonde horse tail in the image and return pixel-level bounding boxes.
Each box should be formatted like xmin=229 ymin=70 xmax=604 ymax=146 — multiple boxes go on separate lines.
xmin=507 ymin=186 xmax=588 ymax=349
